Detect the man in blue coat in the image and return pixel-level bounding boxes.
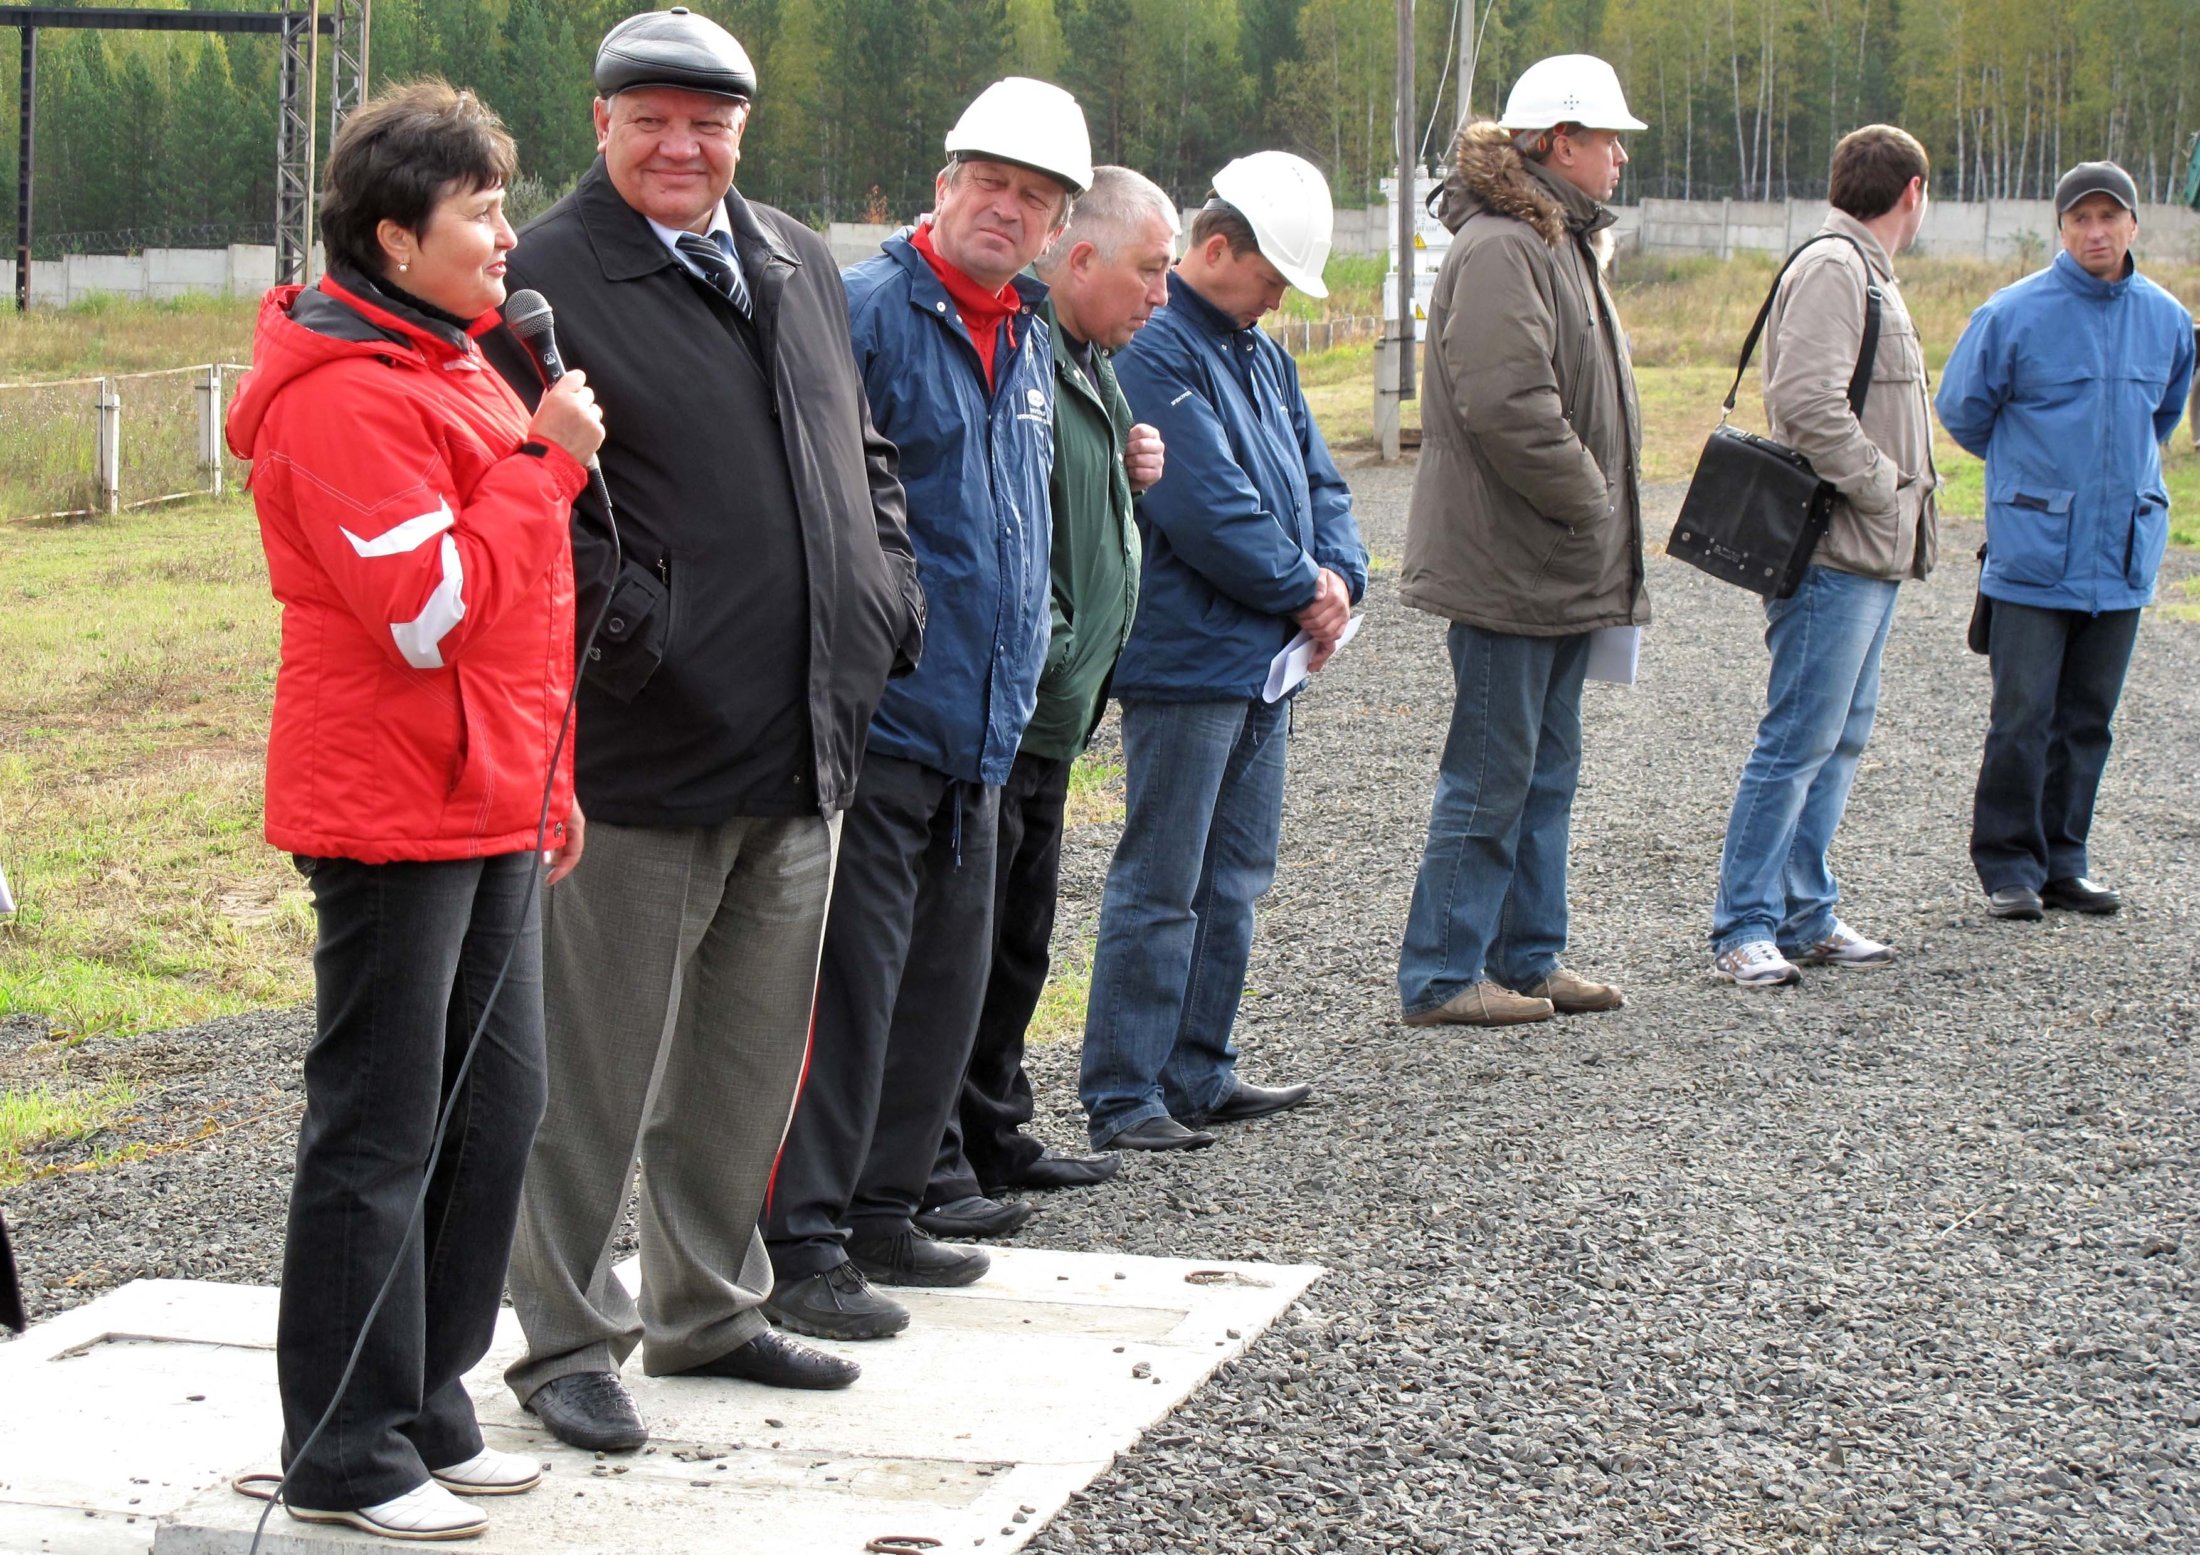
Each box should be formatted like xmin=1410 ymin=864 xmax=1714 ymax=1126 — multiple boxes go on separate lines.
xmin=1936 ymin=160 xmax=2195 ymax=921
xmin=1080 ymin=151 xmax=1367 ymax=1153
xmin=760 ymin=79 xmax=1089 ymax=1338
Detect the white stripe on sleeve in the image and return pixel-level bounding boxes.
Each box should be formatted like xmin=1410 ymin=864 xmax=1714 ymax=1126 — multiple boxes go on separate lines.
xmin=341 ymin=499 xmax=455 ymax=558
xmin=389 ymin=534 xmax=467 ymax=670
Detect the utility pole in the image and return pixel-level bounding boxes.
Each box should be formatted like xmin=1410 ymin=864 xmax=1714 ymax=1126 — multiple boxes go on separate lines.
xmin=1457 ymin=0 xmax=1476 ymax=129
xmin=1393 ymin=0 xmax=1414 ymax=402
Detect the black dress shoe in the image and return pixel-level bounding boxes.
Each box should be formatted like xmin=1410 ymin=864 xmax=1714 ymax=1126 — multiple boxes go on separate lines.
xmin=1190 ymin=1079 xmax=1313 ymax=1125
xmin=1097 ymin=1116 xmax=1215 ymax=1152
xmin=2042 ymin=876 xmax=2121 ymax=914
xmin=987 ymin=1147 xmax=1122 ymax=1193
xmin=524 ymin=1371 xmax=648 ymax=1452
xmin=762 ymin=1262 xmax=909 ymax=1342
xmin=913 ymin=1194 xmax=1034 ymax=1240
xmin=1987 ymin=885 xmax=2045 ymax=921
xmin=675 ymin=1328 xmax=859 ymax=1390
xmin=847 ymin=1227 xmax=990 ymax=1288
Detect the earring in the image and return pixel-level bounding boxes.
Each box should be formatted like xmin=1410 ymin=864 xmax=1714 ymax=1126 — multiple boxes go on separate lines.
xmin=398 ymin=259 xmax=409 ymax=272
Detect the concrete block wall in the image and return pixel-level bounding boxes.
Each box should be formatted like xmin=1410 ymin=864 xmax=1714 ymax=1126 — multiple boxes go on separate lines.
xmin=26 ymin=242 xmax=292 ymax=307
xmin=1629 ymin=197 xmax=2200 ymax=264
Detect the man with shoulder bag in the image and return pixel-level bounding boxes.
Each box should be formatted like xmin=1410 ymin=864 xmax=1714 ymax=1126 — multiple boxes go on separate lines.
xmin=1708 ymin=125 xmax=1938 ymax=988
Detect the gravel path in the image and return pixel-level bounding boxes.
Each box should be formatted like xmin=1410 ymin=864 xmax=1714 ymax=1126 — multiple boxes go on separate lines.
xmin=8 ymin=461 xmax=2200 ymax=1551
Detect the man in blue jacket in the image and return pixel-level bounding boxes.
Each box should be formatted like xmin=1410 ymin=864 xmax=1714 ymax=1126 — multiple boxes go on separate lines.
xmin=1936 ymin=160 xmax=2195 ymax=921
xmin=761 ymin=79 xmax=1089 ymax=1338
xmin=1080 ymin=151 xmax=1368 ymax=1153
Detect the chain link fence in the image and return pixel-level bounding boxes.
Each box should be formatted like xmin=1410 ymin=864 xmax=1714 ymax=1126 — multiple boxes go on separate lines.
xmin=0 ymin=365 xmax=249 ymax=520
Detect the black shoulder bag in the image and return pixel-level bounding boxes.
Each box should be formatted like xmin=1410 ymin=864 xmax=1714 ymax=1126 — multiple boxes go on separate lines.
xmin=1666 ymin=234 xmax=1882 ymax=599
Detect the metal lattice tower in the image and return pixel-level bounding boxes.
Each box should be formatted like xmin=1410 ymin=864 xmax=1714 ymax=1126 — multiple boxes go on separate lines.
xmin=274 ymin=4 xmax=319 ymax=286
xmin=327 ymin=0 xmax=369 ymax=145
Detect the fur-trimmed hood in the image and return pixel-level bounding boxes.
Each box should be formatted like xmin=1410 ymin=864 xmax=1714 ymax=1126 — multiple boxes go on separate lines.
xmin=1433 ymin=119 xmax=1616 ymax=260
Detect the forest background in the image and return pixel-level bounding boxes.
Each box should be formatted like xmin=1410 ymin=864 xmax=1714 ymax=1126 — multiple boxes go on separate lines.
xmin=2 ymin=0 xmax=2194 ymax=257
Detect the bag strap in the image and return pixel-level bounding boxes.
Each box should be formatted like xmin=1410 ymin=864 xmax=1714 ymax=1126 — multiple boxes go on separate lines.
xmin=1721 ymin=232 xmax=1885 ymax=418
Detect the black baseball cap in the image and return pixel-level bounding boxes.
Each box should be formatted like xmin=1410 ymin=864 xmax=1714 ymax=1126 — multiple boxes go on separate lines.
xmin=595 ymin=8 xmax=755 ymax=102
xmin=2053 ymin=160 xmax=2137 ymax=216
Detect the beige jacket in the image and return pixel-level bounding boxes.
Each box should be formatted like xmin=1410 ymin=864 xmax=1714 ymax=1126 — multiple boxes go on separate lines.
xmin=1762 ymin=212 xmax=1939 ymax=580
xmin=1400 ymin=121 xmax=1648 ymax=636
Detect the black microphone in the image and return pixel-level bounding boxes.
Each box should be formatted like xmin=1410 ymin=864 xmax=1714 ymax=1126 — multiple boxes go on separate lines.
xmin=503 ymin=288 xmax=568 ymax=386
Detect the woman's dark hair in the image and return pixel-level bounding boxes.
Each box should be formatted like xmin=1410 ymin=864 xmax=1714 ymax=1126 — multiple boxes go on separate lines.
xmin=319 ymin=79 xmax=518 ymax=277
xmin=1828 ymin=125 xmax=1930 ymax=221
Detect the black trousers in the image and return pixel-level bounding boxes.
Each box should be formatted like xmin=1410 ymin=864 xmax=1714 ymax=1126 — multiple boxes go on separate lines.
xmin=1971 ymin=600 xmax=2142 ymax=893
xmin=279 ymin=853 xmax=547 ymax=1511
xmin=763 ymin=753 xmax=998 ymax=1282
xmin=0 ymin=1204 xmax=23 ymax=1332
xmin=928 ymin=751 xmax=1072 ymax=1205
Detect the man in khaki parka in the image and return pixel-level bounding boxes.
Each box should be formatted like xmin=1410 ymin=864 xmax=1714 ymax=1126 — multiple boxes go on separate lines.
xmin=1397 ymin=54 xmax=1649 ymax=1029
xmin=1709 ymin=125 xmax=1937 ymax=988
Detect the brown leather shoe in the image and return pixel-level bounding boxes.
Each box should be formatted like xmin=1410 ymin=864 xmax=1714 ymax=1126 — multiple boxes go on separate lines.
xmin=1401 ymin=981 xmax=1554 ymax=1028
xmin=1520 ymin=968 xmax=1623 ymax=1013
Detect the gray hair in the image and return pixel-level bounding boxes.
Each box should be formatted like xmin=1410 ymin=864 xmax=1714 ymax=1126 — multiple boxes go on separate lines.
xmin=1035 ymin=165 xmax=1178 ymax=275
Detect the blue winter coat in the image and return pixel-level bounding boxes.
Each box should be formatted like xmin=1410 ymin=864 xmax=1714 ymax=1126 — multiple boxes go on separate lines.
xmin=1935 ymin=250 xmax=2195 ymax=613
xmin=844 ymin=231 xmax=1055 ymax=784
xmin=1111 ymin=273 xmax=1367 ymax=700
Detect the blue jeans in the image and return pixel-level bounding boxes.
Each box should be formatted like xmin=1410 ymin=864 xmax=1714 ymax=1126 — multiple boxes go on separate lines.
xmin=1080 ymin=698 xmax=1289 ymax=1145
xmin=1398 ymin=624 xmax=1589 ymax=1016
xmin=1710 ymin=564 xmax=1900 ymax=954
xmin=1970 ymin=600 xmax=2140 ymax=892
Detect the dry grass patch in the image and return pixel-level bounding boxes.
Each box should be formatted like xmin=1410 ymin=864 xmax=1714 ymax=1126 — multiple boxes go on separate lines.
xmin=0 ymin=293 xmax=256 ymax=381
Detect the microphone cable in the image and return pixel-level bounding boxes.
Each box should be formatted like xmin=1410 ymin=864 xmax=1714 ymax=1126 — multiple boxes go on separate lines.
xmin=245 ymin=343 xmax=617 ymax=1554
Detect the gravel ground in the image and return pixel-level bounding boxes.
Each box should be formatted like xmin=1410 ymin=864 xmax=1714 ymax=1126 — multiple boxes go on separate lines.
xmin=8 ymin=460 xmax=2200 ymax=1551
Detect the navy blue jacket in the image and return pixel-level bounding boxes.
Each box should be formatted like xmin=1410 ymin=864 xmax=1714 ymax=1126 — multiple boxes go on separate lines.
xmin=844 ymin=231 xmax=1056 ymax=784
xmin=1936 ymin=250 xmax=2195 ymax=613
xmin=1110 ymin=273 xmax=1365 ymax=700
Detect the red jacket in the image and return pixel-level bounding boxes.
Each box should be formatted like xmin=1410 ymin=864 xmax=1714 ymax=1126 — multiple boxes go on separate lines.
xmin=227 ymin=272 xmax=590 ymax=864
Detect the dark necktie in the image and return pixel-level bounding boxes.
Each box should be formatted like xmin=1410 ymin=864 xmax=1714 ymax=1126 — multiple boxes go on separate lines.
xmin=675 ymin=230 xmax=751 ymax=318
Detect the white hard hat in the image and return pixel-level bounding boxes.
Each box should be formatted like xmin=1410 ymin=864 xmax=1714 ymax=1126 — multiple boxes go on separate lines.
xmin=945 ymin=77 xmax=1093 ymax=195
xmin=1210 ymin=151 xmax=1333 ymax=298
xmin=1498 ymin=54 xmax=1647 ymax=133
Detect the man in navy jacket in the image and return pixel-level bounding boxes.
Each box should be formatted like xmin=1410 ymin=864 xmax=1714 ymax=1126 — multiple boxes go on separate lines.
xmin=760 ymin=79 xmax=1090 ymax=1340
xmin=1936 ymin=160 xmax=2195 ymax=920
xmin=1080 ymin=152 xmax=1367 ymax=1153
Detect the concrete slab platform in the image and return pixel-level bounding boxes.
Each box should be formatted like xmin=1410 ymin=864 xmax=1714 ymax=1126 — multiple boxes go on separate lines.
xmin=0 ymin=1247 xmax=1319 ymax=1554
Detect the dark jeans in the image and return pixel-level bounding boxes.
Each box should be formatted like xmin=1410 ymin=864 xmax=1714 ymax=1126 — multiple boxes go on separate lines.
xmin=1971 ymin=600 xmax=2142 ymax=892
xmin=1397 ymin=625 xmax=1590 ymax=1014
xmin=928 ymin=750 xmax=1072 ymax=1205
xmin=279 ymin=853 xmax=548 ymax=1511
xmin=763 ymin=753 xmax=998 ymax=1282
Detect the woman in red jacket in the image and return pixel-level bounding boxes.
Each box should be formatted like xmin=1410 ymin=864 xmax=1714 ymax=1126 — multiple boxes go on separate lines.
xmin=226 ymin=81 xmax=602 ymax=1542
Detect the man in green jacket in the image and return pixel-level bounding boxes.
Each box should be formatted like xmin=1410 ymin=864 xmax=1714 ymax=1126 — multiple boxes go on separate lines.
xmin=921 ymin=166 xmax=1173 ymax=1233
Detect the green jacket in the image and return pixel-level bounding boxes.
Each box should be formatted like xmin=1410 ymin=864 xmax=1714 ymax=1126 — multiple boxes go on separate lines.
xmin=1020 ymin=301 xmax=1141 ymax=761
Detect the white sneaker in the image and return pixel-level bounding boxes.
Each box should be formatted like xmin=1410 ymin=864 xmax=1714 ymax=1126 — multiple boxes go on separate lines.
xmin=288 ymin=1479 xmax=489 ymax=1541
xmin=1786 ymin=919 xmax=1895 ymax=969
xmin=1714 ymin=940 xmax=1803 ymax=987
xmin=431 ymin=1445 xmax=545 ymax=1496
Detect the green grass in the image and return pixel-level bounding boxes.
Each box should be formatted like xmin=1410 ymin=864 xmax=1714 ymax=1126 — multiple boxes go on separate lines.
xmin=0 ymin=293 xmax=255 ymax=380
xmin=1027 ymin=936 xmax=1094 ymax=1046
xmin=0 ymin=496 xmax=312 ymax=1043
xmin=1065 ymin=750 xmax=1125 ymax=829
xmin=0 ymin=1078 xmax=136 ymax=1184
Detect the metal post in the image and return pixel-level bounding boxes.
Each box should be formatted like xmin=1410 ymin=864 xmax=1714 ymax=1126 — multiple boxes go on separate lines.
xmin=95 ymin=376 xmax=120 ymax=515
xmin=1393 ymin=0 xmax=1415 ymax=404
xmin=195 ymin=364 xmax=223 ymax=497
xmin=15 ymin=26 xmax=33 ymax=312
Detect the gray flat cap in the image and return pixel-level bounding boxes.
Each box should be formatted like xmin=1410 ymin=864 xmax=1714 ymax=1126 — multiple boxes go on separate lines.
xmin=2054 ymin=160 xmax=2137 ymax=216
xmin=595 ymin=8 xmax=755 ymax=101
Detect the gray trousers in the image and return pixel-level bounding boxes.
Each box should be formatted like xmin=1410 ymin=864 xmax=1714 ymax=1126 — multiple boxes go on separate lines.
xmin=505 ymin=814 xmax=835 ymax=1403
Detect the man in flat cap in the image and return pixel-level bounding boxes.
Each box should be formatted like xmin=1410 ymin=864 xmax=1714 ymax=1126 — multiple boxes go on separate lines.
xmin=487 ymin=8 xmax=924 ymax=1451
xmin=760 ymin=78 xmax=1088 ymax=1340
xmin=1937 ymin=160 xmax=2194 ymax=922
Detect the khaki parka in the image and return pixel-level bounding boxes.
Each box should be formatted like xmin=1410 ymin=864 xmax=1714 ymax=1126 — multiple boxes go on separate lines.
xmin=1401 ymin=121 xmax=1649 ymax=636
